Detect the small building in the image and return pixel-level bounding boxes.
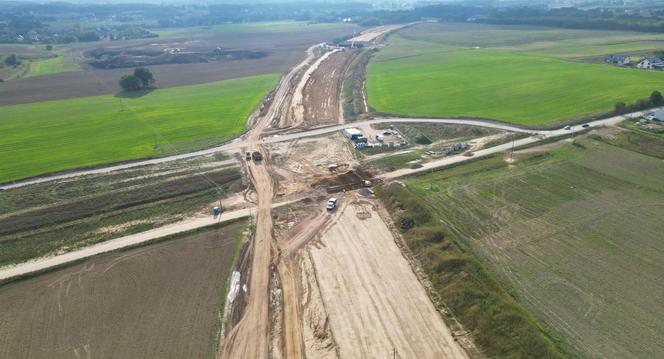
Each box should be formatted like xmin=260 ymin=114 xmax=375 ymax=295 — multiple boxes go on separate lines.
xmin=343 ymin=128 xmax=363 ymax=140
xmin=637 ymin=58 xmax=664 ymax=69
xmin=604 ymin=55 xmax=631 ymax=66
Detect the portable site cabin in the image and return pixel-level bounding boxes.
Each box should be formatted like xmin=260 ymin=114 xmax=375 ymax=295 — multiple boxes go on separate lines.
xmin=343 ymin=128 xmax=363 ymax=141
xmin=653 ymin=109 xmax=664 ymax=122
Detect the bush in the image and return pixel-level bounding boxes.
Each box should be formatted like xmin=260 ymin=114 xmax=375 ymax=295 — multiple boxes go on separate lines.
xmin=409 ymin=225 xmax=446 ymax=243
xmin=415 ymin=135 xmax=432 ymax=145
xmin=4 ymin=54 xmax=19 ymax=66
xmin=119 ymin=74 xmax=142 ymax=92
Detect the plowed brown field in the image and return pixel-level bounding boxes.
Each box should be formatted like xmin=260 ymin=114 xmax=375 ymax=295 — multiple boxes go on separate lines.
xmin=0 ymin=223 xmax=244 ymax=359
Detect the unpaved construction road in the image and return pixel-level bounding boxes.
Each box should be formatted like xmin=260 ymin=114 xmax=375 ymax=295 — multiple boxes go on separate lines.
xmin=301 ymin=49 xmax=360 ymax=126
xmin=311 ymin=201 xmax=469 ymax=359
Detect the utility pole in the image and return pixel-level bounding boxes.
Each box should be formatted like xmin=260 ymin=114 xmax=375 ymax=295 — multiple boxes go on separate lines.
xmin=509 ymin=139 xmax=515 ymax=162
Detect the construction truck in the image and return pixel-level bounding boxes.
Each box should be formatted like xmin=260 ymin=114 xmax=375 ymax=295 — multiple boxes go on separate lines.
xmin=251 ymin=150 xmax=263 ymax=162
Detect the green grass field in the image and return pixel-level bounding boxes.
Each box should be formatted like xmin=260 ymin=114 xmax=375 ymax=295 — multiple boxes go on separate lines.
xmin=398 ymin=134 xmax=664 ymax=358
xmin=24 ymin=55 xmax=79 ymax=78
xmin=0 ymin=73 xmax=279 ymax=183
xmin=367 ymin=23 xmax=664 ymax=125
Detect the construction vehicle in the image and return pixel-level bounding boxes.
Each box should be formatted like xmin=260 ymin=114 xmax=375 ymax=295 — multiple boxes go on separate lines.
xmin=326 ymin=197 xmax=338 ymax=211
xmin=251 ymin=150 xmax=263 ymax=162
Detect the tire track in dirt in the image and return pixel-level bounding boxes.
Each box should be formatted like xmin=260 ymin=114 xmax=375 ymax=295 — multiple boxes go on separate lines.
xmin=309 ymin=200 xmax=469 ymax=359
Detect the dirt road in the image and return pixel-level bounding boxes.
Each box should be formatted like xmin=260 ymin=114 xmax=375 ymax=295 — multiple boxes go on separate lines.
xmin=301 ymin=50 xmax=359 ymax=126
xmin=288 ymin=49 xmax=340 ymax=128
xmin=221 ymin=151 xmax=275 ymax=359
xmin=310 ymin=200 xmax=469 ymax=359
xmin=0 ymin=197 xmax=309 ymax=282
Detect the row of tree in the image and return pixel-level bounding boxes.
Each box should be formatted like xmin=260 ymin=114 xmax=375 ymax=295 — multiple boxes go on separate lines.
xmin=614 ymin=91 xmax=663 ymax=115
xmin=119 ymin=67 xmax=155 ymax=92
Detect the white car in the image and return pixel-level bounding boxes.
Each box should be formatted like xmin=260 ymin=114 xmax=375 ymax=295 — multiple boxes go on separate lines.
xmin=326 ymin=198 xmax=338 ymax=211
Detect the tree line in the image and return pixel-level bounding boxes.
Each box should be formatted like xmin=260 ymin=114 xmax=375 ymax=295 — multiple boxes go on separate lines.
xmin=614 ymin=91 xmax=664 ymax=115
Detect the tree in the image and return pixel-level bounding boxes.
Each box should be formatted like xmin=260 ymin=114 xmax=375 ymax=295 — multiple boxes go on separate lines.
xmin=133 ymin=67 xmax=155 ymax=88
xmin=4 ymin=54 xmax=19 ymax=66
xmin=46 ymin=44 xmax=53 ymax=51
xmin=614 ymin=101 xmax=627 ymax=114
xmin=119 ymin=75 xmax=142 ymax=92
xmin=650 ymin=90 xmax=663 ymax=105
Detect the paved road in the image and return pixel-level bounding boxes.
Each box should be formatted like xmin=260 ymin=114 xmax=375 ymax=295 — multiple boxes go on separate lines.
xmin=1 ymin=109 xmax=652 ymax=191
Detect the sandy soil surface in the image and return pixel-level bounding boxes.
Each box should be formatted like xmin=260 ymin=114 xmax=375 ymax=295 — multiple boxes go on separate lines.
xmin=268 ymin=133 xmax=357 ymax=198
xmin=0 ymin=224 xmax=244 ymax=359
xmin=288 ymin=49 xmax=340 ymax=128
xmin=220 ymin=150 xmax=274 ymax=359
xmin=309 ymin=199 xmax=468 ymax=359
xmin=301 ymin=49 xmax=359 ymax=127
xmin=348 ymin=24 xmax=406 ymax=43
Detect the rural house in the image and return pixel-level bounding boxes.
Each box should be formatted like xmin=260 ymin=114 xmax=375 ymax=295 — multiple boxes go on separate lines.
xmin=637 ymin=58 xmax=664 ymax=69
xmin=604 ymin=55 xmax=631 ymax=65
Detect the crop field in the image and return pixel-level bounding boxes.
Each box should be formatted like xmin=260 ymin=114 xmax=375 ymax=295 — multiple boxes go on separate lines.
xmin=399 ymin=134 xmax=664 ymax=358
xmin=0 ymin=222 xmax=245 ymax=359
xmin=0 ymin=22 xmax=359 ymax=106
xmin=24 ymin=54 xmax=80 ymax=78
xmin=0 ymin=73 xmax=278 ymax=183
xmin=367 ymin=23 xmax=664 ymax=125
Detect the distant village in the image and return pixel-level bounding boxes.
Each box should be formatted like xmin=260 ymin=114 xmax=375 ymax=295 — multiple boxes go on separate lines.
xmin=604 ymin=54 xmax=664 ymax=70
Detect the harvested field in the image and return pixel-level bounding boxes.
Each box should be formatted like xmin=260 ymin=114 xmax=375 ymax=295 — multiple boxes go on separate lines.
xmin=301 ymin=49 xmax=360 ymax=126
xmin=0 ymin=23 xmax=360 ymax=106
xmin=0 ymin=223 xmax=245 ymax=359
xmin=402 ymin=136 xmax=664 ymax=358
xmin=309 ymin=200 xmax=468 ymax=359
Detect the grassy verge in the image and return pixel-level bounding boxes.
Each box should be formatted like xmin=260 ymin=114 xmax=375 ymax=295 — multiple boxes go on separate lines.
xmin=342 ymin=49 xmax=372 ymax=121
xmin=376 ymin=180 xmax=565 ymax=358
xmin=0 ymin=73 xmax=279 ymax=183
